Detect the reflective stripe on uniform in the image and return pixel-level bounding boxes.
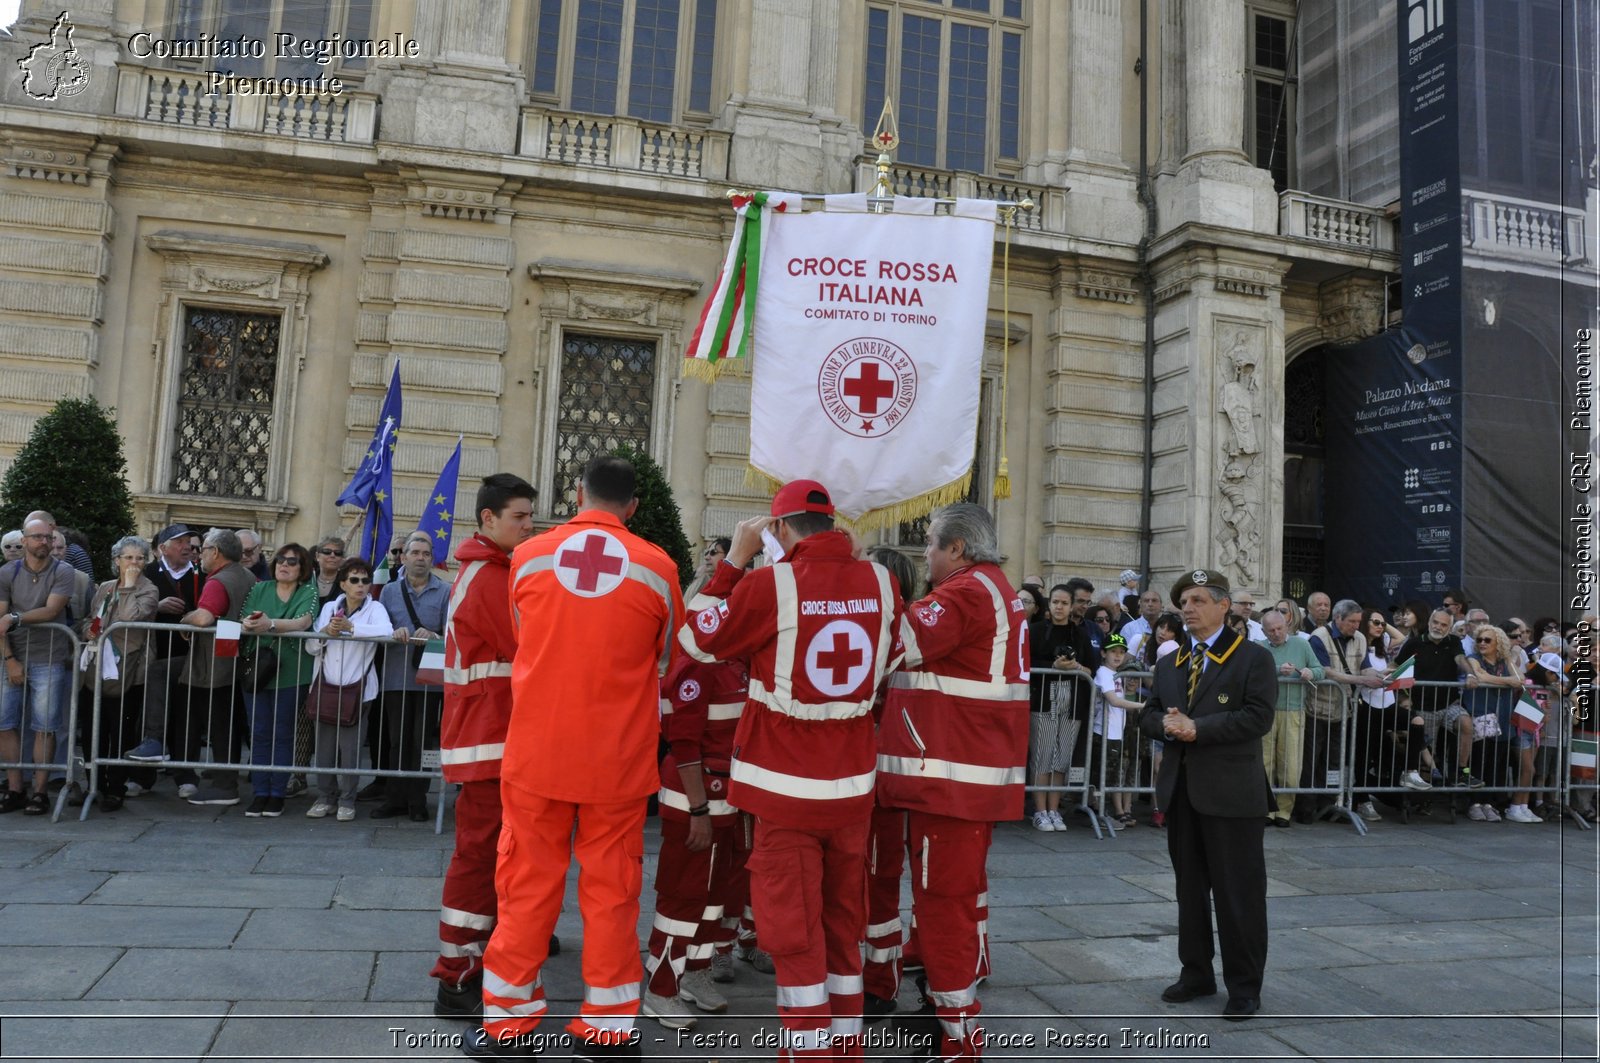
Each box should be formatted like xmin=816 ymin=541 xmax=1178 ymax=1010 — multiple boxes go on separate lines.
xmin=865 ymin=944 xmax=901 ymax=963
xmin=706 ymin=701 xmax=744 ymax=721
xmin=443 ymin=661 xmax=514 ymax=684
xmin=770 ymin=565 xmax=800 ymax=706
xmin=445 ymin=561 xmax=487 ymax=671
xmin=746 ymin=677 xmax=873 ymax=721
xmin=653 ymin=913 xmax=700 ymax=938
xmin=516 ymin=553 xmax=677 ymax=670
xmin=731 ymin=759 xmax=875 ymax=801
xmin=440 ymin=905 xmax=495 ymax=931
xmin=929 ymin=981 xmax=979 ymax=1008
xmin=887 ymin=671 xmax=1030 ymax=702
xmin=486 ymin=1000 xmax=548 ymax=1021
xmin=877 ymin=754 xmax=1024 ymax=788
xmin=780 ymin=1027 xmax=832 ymax=1052
xmin=485 ymin=969 xmax=542 ymax=998
xmin=658 ymin=788 xmax=737 ymax=817
xmin=584 ymin=982 xmax=641 ymax=1006
xmin=832 ymin=1015 xmax=864 ymax=1039
xmin=439 ymin=742 xmax=506 ymax=765
xmin=825 ymin=973 xmax=863 ymax=995
xmin=866 ymin=919 xmax=902 ymax=938
xmin=579 ymin=1015 xmax=636 ymax=1032
xmin=438 ymin=940 xmax=483 ymax=958
xmin=775 ymin=982 xmax=829 ymax=1008
xmin=971 ymin=570 xmax=1011 ymax=683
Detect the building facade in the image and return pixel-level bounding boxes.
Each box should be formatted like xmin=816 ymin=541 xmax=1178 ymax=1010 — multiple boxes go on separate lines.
xmin=0 ymin=0 xmax=1400 ymax=601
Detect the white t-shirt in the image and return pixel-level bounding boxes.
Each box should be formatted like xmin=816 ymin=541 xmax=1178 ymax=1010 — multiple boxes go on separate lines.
xmin=1093 ymin=664 xmax=1127 ymax=738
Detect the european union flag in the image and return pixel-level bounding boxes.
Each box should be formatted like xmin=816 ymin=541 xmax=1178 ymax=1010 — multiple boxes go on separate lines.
xmin=417 ymin=436 xmax=462 ymax=566
xmin=339 ymin=363 xmax=402 ymax=561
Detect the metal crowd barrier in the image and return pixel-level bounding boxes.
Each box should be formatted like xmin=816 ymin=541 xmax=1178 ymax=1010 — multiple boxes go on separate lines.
xmin=0 ymin=621 xmax=83 ymax=823
xmin=1025 ymin=666 xmax=1114 ymax=838
xmin=83 ymin=621 xmax=448 ymax=831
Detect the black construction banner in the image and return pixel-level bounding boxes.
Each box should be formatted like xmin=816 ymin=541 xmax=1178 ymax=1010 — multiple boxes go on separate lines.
xmin=1323 ymin=0 xmax=1464 ymax=609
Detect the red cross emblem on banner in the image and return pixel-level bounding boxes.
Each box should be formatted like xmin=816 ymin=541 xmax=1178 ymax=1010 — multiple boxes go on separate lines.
xmin=817 ymin=340 xmax=919 ymax=439
xmin=554 ymin=529 xmax=628 ymax=598
xmin=803 ymin=619 xmax=873 ymax=696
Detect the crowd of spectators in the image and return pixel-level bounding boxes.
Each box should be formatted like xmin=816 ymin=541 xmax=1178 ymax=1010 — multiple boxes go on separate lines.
xmin=0 ymin=513 xmax=446 ymax=820
xmin=1021 ymin=570 xmax=1591 ymax=831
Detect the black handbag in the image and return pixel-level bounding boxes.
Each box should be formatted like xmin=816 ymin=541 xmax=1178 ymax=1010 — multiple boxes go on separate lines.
xmin=238 ymin=643 xmax=279 ymax=693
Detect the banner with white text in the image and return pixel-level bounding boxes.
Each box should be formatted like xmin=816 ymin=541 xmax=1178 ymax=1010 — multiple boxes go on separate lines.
xmin=749 ymin=198 xmax=998 ymax=527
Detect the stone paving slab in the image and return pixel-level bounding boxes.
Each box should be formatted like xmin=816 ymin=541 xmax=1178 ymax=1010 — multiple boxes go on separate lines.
xmin=0 ymin=947 xmax=123 ymax=1000
xmin=1037 ymin=900 xmax=1178 ymax=938
xmin=234 ymin=907 xmax=440 ymax=951
xmin=0 ymin=902 xmax=247 ymax=948
xmin=84 ymin=870 xmax=338 ymax=909
xmin=1117 ymin=870 xmax=1313 ymax=902
xmin=1311 ymin=919 xmax=1549 ymax=964
xmin=1269 ymin=1015 xmax=1567 ymax=1061
xmin=0 ymin=838 xmax=64 ymax=868
xmin=253 ymin=842 xmax=445 ymax=877
xmin=85 ymin=947 xmax=374 ymax=1001
xmin=332 ymin=874 xmax=446 ymax=911
xmin=0 ymin=1002 xmax=227 ymax=1062
xmin=1358 ymin=886 xmax=1564 ymax=921
xmin=44 ymin=840 xmax=269 ymax=873
xmin=0 ymin=867 xmax=108 ymax=903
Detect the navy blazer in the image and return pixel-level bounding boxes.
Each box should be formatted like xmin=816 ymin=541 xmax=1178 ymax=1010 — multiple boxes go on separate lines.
xmin=1137 ymin=626 xmax=1277 ymax=817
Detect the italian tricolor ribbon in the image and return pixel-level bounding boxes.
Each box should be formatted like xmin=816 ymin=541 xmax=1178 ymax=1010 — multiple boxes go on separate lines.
xmin=683 ymin=192 xmax=786 ymax=379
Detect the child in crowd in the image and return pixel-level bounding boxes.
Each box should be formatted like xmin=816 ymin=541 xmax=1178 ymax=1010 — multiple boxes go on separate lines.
xmin=1524 ymin=652 xmax=1568 ymax=821
xmin=1093 ymin=635 xmax=1143 ymax=826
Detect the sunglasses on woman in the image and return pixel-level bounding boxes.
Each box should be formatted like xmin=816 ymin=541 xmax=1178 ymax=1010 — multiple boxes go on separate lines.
xmin=344 ymin=575 xmax=372 ymax=585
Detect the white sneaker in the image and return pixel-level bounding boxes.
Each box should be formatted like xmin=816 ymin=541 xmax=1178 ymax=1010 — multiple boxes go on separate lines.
xmin=1400 ymin=770 xmax=1432 ymax=791
xmin=123 ymin=781 xmax=145 ymax=797
xmin=1480 ymin=804 xmax=1502 ymax=822
xmin=1505 ymin=805 xmax=1542 ymax=823
xmin=1032 ymin=810 xmax=1053 ymax=832
xmin=709 ymin=951 xmax=734 ymax=984
xmin=678 ymin=969 xmax=729 ymax=1013
xmin=1047 ymin=809 xmax=1067 ymax=831
xmin=1467 ymin=803 xmax=1487 ymax=821
xmin=642 ymin=990 xmax=697 ymax=1029
xmin=336 ymin=805 xmax=357 ymax=822
xmin=306 ymin=799 xmax=333 ymax=819
xmin=1355 ymin=800 xmax=1383 ymax=822
xmin=735 ymin=942 xmax=775 ymax=974
xmin=176 ymin=783 xmax=199 ymax=800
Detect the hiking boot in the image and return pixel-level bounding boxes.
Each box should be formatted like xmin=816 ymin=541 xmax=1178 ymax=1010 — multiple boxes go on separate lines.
xmin=677 ymin=969 xmax=728 ymax=1013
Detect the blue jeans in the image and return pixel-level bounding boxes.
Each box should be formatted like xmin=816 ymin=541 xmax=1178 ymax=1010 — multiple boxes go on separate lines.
xmin=1 ymin=661 xmax=69 ymax=733
xmin=246 ymin=684 xmax=305 ymax=797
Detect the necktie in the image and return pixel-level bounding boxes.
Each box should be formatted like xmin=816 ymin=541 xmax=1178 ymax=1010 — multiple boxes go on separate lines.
xmin=1187 ymin=640 xmax=1204 ymax=704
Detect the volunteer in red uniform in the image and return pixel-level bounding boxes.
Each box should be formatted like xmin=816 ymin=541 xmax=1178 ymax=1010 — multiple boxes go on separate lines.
xmin=641 ymin=652 xmax=752 ymax=1028
xmin=467 ymin=456 xmax=684 ymax=1063
xmin=678 ymin=480 xmax=905 ymax=1061
xmin=432 ymin=474 xmax=537 ymax=1020
xmin=877 ymin=504 xmax=1030 ymax=1063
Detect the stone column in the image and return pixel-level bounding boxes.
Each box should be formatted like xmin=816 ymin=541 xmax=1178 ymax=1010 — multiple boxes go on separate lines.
xmin=1067 ymin=0 xmax=1125 ymax=165
xmin=370 ymin=0 xmax=523 ymax=154
xmin=438 ymin=0 xmax=513 ymax=70
xmin=1183 ymin=0 xmax=1248 ymax=163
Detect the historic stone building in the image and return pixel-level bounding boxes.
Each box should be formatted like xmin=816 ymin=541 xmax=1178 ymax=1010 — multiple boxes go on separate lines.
xmin=0 ymin=0 xmax=1400 ymax=599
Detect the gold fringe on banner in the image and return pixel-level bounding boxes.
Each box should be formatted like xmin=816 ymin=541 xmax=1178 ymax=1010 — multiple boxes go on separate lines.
xmin=680 ymin=358 xmax=724 ymax=383
xmin=744 ymin=465 xmax=973 ymax=534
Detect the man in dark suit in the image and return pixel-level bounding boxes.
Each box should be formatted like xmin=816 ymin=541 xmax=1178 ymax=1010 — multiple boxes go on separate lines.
xmin=1138 ymin=568 xmax=1276 ymax=1020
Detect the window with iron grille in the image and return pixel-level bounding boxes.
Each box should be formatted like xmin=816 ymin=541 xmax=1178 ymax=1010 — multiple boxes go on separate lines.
xmin=168 ymin=307 xmax=281 ymax=499
xmin=551 ymin=331 xmax=658 ymax=517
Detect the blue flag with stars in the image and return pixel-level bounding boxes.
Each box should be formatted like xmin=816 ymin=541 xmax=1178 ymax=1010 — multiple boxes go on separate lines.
xmin=417 ymin=436 xmax=462 ymax=566
xmin=338 ymin=363 xmax=402 ymax=561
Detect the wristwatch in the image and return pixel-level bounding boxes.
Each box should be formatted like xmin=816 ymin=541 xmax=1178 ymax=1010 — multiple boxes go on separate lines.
xmin=268 ymin=618 xmax=275 ymax=632
xmin=6 ymin=612 xmax=18 ymax=628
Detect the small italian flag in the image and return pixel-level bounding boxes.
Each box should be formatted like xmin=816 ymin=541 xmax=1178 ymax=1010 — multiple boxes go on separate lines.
xmin=683 ymin=192 xmax=790 ymax=380
xmin=213 ymin=619 xmax=241 ymax=659
xmin=1512 ymin=692 xmax=1545 ymax=730
xmin=416 ymin=638 xmax=446 ymax=686
xmin=1571 ymin=735 xmax=1598 ymax=773
xmin=1384 ymin=656 xmax=1415 ymax=690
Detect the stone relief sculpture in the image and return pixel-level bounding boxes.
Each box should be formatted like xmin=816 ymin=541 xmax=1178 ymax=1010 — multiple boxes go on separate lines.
xmin=1215 ymin=326 xmax=1265 ymax=584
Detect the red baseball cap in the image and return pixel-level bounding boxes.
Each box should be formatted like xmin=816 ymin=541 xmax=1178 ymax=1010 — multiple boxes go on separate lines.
xmin=770 ymin=479 xmax=835 ymax=518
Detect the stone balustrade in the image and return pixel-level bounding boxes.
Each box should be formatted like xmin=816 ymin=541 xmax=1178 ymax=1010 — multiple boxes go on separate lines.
xmin=112 ymin=65 xmax=378 ymax=145
xmin=1278 ymin=190 xmax=1396 ymax=251
xmin=518 ymin=107 xmax=731 ymax=181
xmin=850 ymin=157 xmax=1063 ymax=233
xmin=1463 ymin=190 xmax=1587 ymax=265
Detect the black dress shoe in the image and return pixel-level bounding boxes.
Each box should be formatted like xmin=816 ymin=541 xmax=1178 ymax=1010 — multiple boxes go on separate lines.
xmin=1269 ymin=817 xmax=1291 ymax=828
xmin=409 ymin=803 xmax=431 ymax=822
xmin=1161 ymin=980 xmax=1218 ymax=1003
xmin=549 ymin=934 xmax=561 ymax=956
xmin=863 ymin=991 xmax=897 ymax=1022
xmin=1224 ymin=996 xmax=1259 ymax=1020
xmin=370 ymin=804 xmax=407 ymax=819
xmin=435 ymin=976 xmax=483 ymax=1021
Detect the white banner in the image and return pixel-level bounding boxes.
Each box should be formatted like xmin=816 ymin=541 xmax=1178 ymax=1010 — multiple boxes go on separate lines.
xmin=749 ymin=197 xmax=997 ymax=525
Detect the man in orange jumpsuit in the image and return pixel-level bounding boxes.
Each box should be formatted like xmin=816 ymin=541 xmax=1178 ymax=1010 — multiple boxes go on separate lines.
xmin=465 ymin=456 xmax=684 ymax=1062
xmin=433 ymin=474 xmax=536 ymax=1020
xmin=678 ymin=480 xmax=905 ymax=1061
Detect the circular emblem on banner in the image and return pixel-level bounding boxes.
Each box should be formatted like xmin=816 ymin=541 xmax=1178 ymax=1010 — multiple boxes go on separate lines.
xmin=553 ymin=529 xmax=628 ymax=598
xmin=817 ymin=337 xmax=919 ymax=439
xmin=696 ymin=607 xmax=722 ymax=634
xmin=678 ymin=679 xmax=701 ymax=703
xmin=803 ymin=619 xmax=874 ymax=697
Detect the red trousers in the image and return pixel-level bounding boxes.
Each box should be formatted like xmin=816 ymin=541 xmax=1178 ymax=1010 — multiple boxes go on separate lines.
xmin=748 ymin=814 xmax=871 ymax=1060
xmin=646 ymin=814 xmax=752 ymax=996
xmin=864 ymin=806 xmax=905 ymax=1000
xmin=481 ymin=785 xmax=647 ymax=1047
xmin=432 ymin=778 xmax=502 ymax=988
xmin=907 ymin=811 xmax=993 ymax=1063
